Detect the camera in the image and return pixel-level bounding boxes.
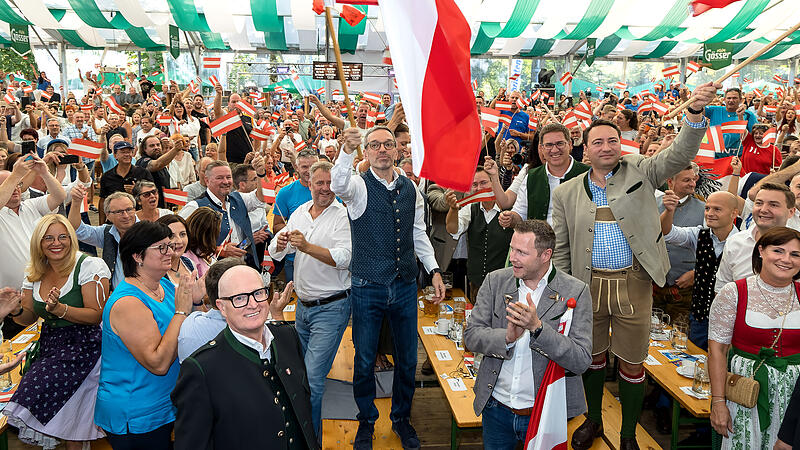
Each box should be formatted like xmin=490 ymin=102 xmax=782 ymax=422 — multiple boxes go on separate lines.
xmin=511 ymin=153 xmax=524 ymax=165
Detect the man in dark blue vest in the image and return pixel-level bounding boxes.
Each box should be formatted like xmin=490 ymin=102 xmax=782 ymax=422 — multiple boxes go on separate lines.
xmin=179 ymin=159 xmax=267 ymax=269
xmin=331 ymin=126 xmax=445 ymax=450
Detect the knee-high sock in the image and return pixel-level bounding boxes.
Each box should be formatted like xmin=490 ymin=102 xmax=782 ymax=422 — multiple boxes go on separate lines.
xmin=582 ymin=357 xmax=606 ymax=424
xmin=618 ymin=367 xmax=646 ymax=439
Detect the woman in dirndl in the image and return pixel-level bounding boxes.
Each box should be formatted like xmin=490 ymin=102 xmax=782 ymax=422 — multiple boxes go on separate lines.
xmin=709 ymin=227 xmax=800 ymax=449
xmin=3 ymin=213 xmax=110 ymax=449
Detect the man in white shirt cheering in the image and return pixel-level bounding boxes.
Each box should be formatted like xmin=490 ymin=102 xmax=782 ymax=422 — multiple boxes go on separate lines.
xmin=269 ymin=160 xmax=352 ymax=440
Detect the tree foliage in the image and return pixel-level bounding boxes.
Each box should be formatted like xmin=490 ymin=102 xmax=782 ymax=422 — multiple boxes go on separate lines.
xmin=0 ymin=49 xmax=36 ymax=80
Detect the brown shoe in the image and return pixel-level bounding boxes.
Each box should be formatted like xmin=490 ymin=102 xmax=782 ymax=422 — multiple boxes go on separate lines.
xmin=620 ymin=437 xmax=640 ymax=450
xmin=571 ymin=417 xmax=603 ymax=450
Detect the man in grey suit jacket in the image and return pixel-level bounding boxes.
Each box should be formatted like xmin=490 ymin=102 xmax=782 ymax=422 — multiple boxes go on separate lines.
xmin=464 ymin=220 xmax=592 ymax=449
xmin=551 ymin=81 xmax=720 ymax=450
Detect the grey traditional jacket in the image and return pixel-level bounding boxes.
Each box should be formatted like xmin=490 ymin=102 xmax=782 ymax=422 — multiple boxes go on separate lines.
xmin=464 ymin=266 xmax=593 ymax=418
xmin=550 ymin=123 xmax=707 ymax=287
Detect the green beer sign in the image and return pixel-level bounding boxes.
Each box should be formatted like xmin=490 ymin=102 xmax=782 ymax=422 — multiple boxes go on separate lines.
xmin=10 ymin=24 xmax=30 ymax=57
xmin=169 ymin=25 xmax=180 ymax=59
xmin=702 ymin=42 xmax=733 ymax=70
xmin=586 ymin=38 xmax=596 ymax=67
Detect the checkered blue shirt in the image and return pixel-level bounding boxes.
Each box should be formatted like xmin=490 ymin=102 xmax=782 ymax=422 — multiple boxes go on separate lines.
xmin=589 ymin=170 xmax=632 ymax=269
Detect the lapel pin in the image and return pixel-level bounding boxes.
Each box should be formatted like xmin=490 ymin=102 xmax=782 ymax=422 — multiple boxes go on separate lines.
xmin=286 ymin=368 xmax=291 ymax=375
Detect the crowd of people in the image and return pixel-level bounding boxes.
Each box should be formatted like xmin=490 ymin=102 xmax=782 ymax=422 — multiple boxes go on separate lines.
xmin=0 ymin=65 xmax=797 ymax=450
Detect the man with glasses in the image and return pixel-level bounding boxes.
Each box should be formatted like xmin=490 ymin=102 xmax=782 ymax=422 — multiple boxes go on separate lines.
xmin=269 ymin=160 xmax=351 ymax=439
xmin=552 ymin=81 xmax=719 ymax=450
xmin=172 ymin=264 xmax=318 ymax=449
xmin=332 ymin=126 xmax=444 ymax=450
xmin=99 ymin=141 xmax=153 ymax=225
xmin=500 ymin=123 xmax=589 ymax=228
xmin=69 ymin=189 xmax=138 ymax=290
xmin=273 ymin=150 xmax=319 ymax=281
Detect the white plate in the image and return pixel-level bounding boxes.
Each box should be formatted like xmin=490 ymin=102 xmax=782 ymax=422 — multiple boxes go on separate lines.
xmin=677 ymin=363 xmax=695 ymax=378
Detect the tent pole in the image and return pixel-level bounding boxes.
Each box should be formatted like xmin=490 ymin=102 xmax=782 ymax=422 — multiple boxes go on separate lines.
xmin=137 ymin=51 xmax=142 ymax=77
xmin=622 ymin=56 xmax=628 ymax=85
xmin=59 ymin=42 xmax=68 ymax=98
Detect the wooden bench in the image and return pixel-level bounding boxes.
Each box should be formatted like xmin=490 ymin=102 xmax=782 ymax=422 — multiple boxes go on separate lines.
xmin=601 ymin=387 xmax=662 ymax=450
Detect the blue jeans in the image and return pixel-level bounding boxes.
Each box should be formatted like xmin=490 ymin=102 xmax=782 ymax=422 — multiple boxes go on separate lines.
xmin=295 ymin=295 xmax=352 ymax=438
xmin=481 ymin=397 xmax=530 ymax=450
xmin=188 ymin=145 xmax=199 ymax=161
xmin=351 ymin=275 xmax=417 ymax=423
xmin=689 ymin=313 xmax=708 ymax=351
xmin=284 ymin=258 xmax=294 ymax=282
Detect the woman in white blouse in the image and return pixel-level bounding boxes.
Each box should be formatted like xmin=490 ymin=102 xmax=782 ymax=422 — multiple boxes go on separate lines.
xmin=167 ymin=102 xmax=200 ymax=161
xmin=708 ymin=227 xmax=800 ymax=449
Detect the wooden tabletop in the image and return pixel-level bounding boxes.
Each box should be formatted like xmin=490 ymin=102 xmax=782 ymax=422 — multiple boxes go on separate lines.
xmin=416 ymin=290 xmax=483 ymax=429
xmin=0 ymin=321 xmax=42 ymax=432
xmin=643 ymin=336 xmax=710 ymax=418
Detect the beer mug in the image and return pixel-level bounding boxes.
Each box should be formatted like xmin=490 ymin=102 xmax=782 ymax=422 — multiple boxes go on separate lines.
xmin=692 ymin=357 xmax=710 ymax=396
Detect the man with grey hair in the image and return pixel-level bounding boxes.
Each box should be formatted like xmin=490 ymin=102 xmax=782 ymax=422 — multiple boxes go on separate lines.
xmin=269 ymin=160 xmax=352 ymax=439
xmin=36 ymin=117 xmax=68 ymax=157
xmin=332 ymin=126 xmax=444 ymax=450
xmin=69 ymin=188 xmax=138 ymax=289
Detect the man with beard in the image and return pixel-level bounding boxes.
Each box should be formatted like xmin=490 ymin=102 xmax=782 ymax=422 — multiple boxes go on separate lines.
xmin=135 ymin=135 xmax=182 ymax=208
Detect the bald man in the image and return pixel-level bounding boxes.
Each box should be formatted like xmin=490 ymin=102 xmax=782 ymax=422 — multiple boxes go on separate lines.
xmin=660 ymin=190 xmax=739 ymax=350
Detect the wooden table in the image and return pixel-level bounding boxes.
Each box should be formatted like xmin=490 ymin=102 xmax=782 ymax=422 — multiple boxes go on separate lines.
xmin=643 ymin=336 xmax=710 ymax=450
xmin=417 ymin=292 xmax=611 ymax=450
xmin=0 ymin=321 xmax=42 ymax=450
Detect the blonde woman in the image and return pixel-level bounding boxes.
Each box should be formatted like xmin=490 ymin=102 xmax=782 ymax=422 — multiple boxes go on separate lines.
xmin=3 ymin=214 xmax=110 ymax=449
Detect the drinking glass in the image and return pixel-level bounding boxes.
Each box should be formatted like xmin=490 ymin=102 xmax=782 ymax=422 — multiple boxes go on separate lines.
xmin=422 ymin=286 xmax=437 ymax=318
xmin=651 ymin=308 xmax=664 ymax=335
xmin=672 ymin=321 xmax=688 ymax=350
xmin=692 ymin=357 xmax=711 ymax=396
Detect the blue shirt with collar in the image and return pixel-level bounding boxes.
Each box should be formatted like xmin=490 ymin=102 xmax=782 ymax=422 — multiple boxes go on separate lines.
xmin=703 ymin=105 xmax=756 ymax=153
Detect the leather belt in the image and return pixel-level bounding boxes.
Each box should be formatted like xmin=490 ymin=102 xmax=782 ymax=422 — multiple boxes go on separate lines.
xmin=299 ymin=290 xmax=349 ymax=308
xmin=497 ymin=401 xmax=533 ymax=416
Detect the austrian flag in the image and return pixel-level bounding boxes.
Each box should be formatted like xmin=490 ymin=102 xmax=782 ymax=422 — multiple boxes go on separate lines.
xmin=163 ymin=189 xmax=189 ymax=206
xmin=456 ymin=188 xmax=495 ymax=207
xmin=210 ymin=111 xmax=243 ymax=137
xmin=361 ymin=92 xmax=381 ymax=105
xmin=67 ymin=139 xmax=103 ymax=159
xmin=662 ymin=66 xmax=680 ymax=78
xmin=559 ymin=72 xmax=573 ymax=86
xmin=203 ymin=56 xmax=221 ymax=69
xmin=620 ymin=139 xmax=639 ymax=155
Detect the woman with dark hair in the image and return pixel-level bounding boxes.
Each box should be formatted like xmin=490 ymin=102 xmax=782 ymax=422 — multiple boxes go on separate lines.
xmin=184 ymin=207 xmax=222 ymax=279
xmin=709 ymin=227 xmax=800 ymax=449
xmin=133 ymin=180 xmax=171 ymax=222
xmin=614 ymin=109 xmax=638 ymax=141
xmin=94 ymin=221 xmax=202 ymax=449
xmin=156 ymin=214 xmax=206 ymax=311
xmin=168 ymin=101 xmax=200 ymax=161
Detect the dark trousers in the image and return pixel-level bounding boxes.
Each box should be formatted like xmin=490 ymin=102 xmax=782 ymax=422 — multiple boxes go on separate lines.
xmin=689 ymin=313 xmax=709 ymax=351
xmin=105 ymin=422 xmax=174 ymax=450
xmin=351 ymin=275 xmax=417 ymax=423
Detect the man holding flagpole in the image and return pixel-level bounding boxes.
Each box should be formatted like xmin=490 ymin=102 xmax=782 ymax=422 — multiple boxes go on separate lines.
xmin=464 ymin=219 xmax=592 ymax=450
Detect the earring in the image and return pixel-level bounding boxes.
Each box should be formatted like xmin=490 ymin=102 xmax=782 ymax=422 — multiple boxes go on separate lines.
xmin=138 ymin=262 xmax=143 ymax=267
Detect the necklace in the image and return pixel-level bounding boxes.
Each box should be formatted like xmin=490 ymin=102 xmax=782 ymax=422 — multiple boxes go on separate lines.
xmin=755 ymin=277 xmax=795 ymax=317
xmin=135 ymin=277 xmax=163 ymax=301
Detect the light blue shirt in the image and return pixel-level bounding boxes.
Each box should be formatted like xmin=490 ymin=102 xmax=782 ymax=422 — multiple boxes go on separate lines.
xmin=177 ymin=308 xmax=226 ymax=362
xmin=75 ymin=222 xmax=137 ymax=288
xmin=703 ymin=105 xmax=756 ymax=152
xmin=589 ymin=170 xmax=632 ymax=270
xmin=664 ymin=225 xmax=737 ymax=257
xmin=273 ymin=179 xmax=312 ymax=263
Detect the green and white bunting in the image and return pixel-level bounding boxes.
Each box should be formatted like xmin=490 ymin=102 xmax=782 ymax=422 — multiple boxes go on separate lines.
xmin=10 ymin=24 xmax=30 ymax=56
xmin=169 ymin=25 xmax=180 ymax=59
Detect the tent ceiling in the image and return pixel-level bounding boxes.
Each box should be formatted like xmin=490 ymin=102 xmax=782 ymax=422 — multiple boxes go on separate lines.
xmin=1 ymin=0 xmax=800 ymax=60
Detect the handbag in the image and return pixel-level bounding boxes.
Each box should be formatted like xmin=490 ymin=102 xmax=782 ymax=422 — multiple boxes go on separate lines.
xmin=724 ymin=313 xmax=785 ymax=408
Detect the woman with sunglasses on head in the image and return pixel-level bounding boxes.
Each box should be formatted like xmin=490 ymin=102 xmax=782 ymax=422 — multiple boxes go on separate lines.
xmin=133 ymin=180 xmax=171 ymax=222
xmin=3 ymin=214 xmax=109 ymax=449
xmin=94 ymin=221 xmax=203 ymax=449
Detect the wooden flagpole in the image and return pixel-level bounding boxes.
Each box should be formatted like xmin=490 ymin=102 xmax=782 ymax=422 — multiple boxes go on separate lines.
xmin=665 ymin=20 xmax=800 ymax=119
xmin=324 ymin=6 xmax=362 ymax=158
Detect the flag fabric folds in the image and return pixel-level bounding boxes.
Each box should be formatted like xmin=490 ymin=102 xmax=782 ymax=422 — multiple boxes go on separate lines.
xmin=68 ymin=139 xmax=103 ymax=159
xmin=210 ymin=111 xmax=243 ymax=137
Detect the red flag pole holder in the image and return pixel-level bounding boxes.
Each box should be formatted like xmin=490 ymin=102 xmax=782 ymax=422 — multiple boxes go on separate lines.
xmin=665 ymin=19 xmax=800 ymax=120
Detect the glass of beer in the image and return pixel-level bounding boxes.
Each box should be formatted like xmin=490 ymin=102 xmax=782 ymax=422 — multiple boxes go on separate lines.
xmin=422 ymin=286 xmax=437 ymax=318
xmin=671 ymin=321 xmax=688 ymax=350
xmin=453 ymin=297 xmax=466 ymax=325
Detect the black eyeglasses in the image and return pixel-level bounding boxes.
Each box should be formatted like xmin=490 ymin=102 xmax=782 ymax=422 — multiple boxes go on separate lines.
xmin=148 ymin=242 xmax=178 ymax=255
xmin=219 ymin=287 xmax=270 ymax=308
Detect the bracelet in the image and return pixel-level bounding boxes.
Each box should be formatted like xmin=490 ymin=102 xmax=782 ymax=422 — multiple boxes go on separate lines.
xmin=174 ymin=310 xmax=189 ymax=316
xmin=732 ymin=172 xmax=741 ymax=177
xmin=712 ymin=399 xmax=726 ymax=405
xmin=57 ymin=304 xmax=69 ymax=319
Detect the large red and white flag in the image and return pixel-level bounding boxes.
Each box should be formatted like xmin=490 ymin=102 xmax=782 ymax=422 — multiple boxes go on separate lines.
xmin=104 ymin=96 xmax=124 ymax=115
xmin=524 ymin=298 xmax=577 ymax=450
xmin=480 ymin=108 xmax=501 ymax=135
xmin=203 ymin=56 xmax=221 ymax=69
xmin=662 ymin=65 xmax=680 ymax=78
xmin=210 ymin=111 xmax=243 ymax=137
xmin=573 ymin=101 xmax=592 ymax=121
xmin=720 ymin=120 xmax=748 ymax=134
xmin=163 ymin=189 xmax=189 ymax=206
xmin=456 ymin=188 xmax=495 ymax=207
xmin=561 ymin=111 xmax=579 ymax=129
xmin=620 ymin=139 xmax=639 ymax=155
xmin=67 ymin=139 xmax=103 ymax=159
xmin=235 ymin=99 xmax=257 ymax=117
xmin=696 ymin=127 xmax=733 ymax=179
xmin=701 ymin=126 xmax=726 ymax=152
xmin=380 ymin=0 xmax=481 ymax=191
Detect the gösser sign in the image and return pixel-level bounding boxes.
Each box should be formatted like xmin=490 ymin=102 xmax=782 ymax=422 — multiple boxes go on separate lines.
xmin=702 ymin=43 xmax=733 ymax=70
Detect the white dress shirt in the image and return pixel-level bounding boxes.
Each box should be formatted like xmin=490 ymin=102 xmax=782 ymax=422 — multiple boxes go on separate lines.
xmin=268 ymin=200 xmax=352 ymax=301
xmin=664 ymin=224 xmax=738 ymax=257
xmin=450 ymin=202 xmax=501 ymax=239
xmin=179 ymin=189 xmax=264 ymax=245
xmin=492 ymin=265 xmax=552 ymax=409
xmin=714 ymin=226 xmax=758 ymax=293
xmin=511 ymin=158 xmax=575 ymax=225
xmin=230 ymin=324 xmax=274 ymax=361
xmin=330 ymin=151 xmax=439 ymax=273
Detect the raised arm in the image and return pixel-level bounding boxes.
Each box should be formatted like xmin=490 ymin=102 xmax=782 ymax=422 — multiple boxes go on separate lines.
xmin=308 ymin=96 xmax=346 ymax=130
xmin=213 ymin=83 xmax=223 ymax=119
xmin=0 ymin=158 xmax=32 ymax=209
xmin=147 ymin=137 xmax=183 ymax=172
xmin=660 ymin=189 xmax=679 ymax=236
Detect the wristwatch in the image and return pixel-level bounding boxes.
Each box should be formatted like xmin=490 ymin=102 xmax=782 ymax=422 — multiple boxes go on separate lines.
xmin=532 ymin=324 xmax=544 ymax=339
xmin=686 ymin=105 xmax=704 ymax=115
xmin=431 ymin=268 xmax=442 ymax=276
